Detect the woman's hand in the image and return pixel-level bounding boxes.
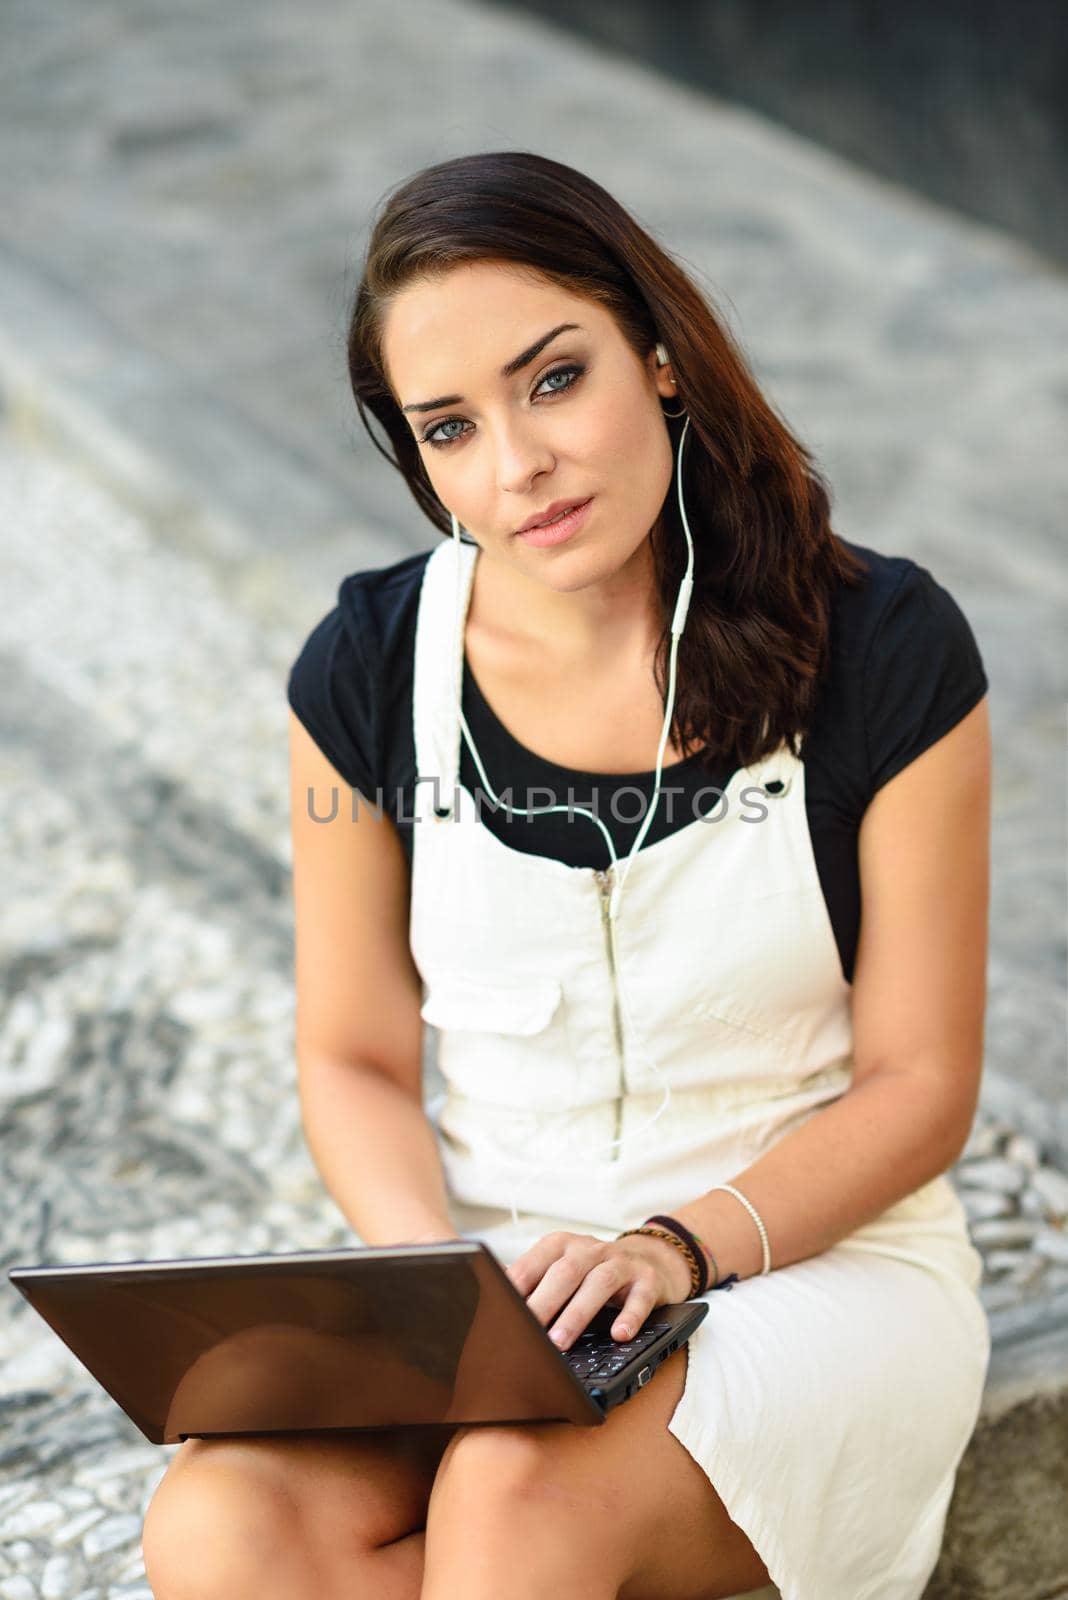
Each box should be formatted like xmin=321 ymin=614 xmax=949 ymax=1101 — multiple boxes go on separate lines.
xmin=505 ymin=1230 xmax=693 ymax=1351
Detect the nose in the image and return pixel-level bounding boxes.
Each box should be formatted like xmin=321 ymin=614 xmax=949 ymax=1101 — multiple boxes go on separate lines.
xmin=491 ymin=414 xmax=556 ymax=500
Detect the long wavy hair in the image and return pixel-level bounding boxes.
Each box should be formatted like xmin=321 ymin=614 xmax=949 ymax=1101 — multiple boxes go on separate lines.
xmin=347 ymin=150 xmax=868 ymax=774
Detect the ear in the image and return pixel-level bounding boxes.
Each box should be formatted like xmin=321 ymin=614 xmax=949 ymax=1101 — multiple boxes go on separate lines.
xmin=646 ymin=343 xmax=678 ymax=402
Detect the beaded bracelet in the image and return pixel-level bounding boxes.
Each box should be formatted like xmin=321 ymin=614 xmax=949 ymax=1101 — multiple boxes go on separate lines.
xmin=709 ymin=1184 xmax=772 ymax=1275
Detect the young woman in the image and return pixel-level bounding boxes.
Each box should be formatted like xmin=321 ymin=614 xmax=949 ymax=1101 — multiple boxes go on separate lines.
xmin=143 ymin=151 xmax=992 ymax=1600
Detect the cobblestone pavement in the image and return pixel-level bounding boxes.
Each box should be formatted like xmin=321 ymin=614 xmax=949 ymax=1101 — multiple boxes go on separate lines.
xmin=1 ymin=0 xmax=1066 ymax=1593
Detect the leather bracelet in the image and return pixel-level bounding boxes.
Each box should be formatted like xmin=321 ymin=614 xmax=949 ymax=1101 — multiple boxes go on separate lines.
xmin=616 ymin=1225 xmax=701 ymax=1299
xmin=640 ymin=1214 xmax=740 ymax=1294
xmin=643 ymin=1214 xmax=712 ymax=1295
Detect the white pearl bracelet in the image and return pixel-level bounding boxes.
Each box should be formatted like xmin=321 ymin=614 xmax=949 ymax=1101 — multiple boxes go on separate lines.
xmin=710 ymin=1183 xmax=772 ymax=1275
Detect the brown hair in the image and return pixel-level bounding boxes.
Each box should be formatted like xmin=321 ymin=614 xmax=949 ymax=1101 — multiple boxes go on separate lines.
xmin=347 ymin=150 xmax=868 ymax=774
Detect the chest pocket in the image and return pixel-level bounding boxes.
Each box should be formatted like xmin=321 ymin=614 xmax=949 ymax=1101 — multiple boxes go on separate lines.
xmin=420 ymin=975 xmax=585 ymax=1113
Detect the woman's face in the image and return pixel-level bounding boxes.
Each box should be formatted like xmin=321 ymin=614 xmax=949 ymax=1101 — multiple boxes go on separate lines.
xmin=380 ymin=260 xmax=679 ymax=601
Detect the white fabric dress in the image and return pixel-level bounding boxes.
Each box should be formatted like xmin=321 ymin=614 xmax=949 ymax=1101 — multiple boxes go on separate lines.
xmin=409 ymin=537 xmax=990 ymax=1600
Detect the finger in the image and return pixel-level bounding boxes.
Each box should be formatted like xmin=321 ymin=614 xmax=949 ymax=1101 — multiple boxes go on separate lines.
xmin=506 ymin=1231 xmax=572 ymax=1297
xmin=557 ymin=1247 xmax=662 ymax=1346
xmin=607 ymin=1283 xmax=659 ymax=1343
xmin=526 ymin=1241 xmax=607 ymax=1331
xmin=542 ymin=1258 xmax=629 ymax=1351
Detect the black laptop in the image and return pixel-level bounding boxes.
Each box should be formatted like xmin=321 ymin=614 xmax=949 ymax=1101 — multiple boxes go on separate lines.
xmin=7 ymin=1240 xmax=709 ymax=1443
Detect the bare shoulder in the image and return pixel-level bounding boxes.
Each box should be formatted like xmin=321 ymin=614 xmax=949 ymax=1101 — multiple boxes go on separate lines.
xmin=287 ymin=707 xmax=424 ymax=1099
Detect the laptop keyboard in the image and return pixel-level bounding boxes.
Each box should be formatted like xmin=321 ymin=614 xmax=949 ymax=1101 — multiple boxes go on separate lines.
xmin=558 ymin=1322 xmax=671 ymax=1384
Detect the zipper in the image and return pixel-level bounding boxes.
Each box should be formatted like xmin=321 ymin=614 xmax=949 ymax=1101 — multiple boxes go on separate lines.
xmin=594 ymin=865 xmax=625 ymax=1159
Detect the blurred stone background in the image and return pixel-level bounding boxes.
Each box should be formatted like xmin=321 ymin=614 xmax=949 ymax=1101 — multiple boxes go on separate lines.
xmin=0 ymin=2 xmax=1065 ymax=1596
xmin=491 ymin=0 xmax=1068 ymax=268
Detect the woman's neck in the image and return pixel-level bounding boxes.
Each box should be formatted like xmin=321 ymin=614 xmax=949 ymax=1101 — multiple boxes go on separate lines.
xmin=466 ymin=539 xmax=664 ymax=671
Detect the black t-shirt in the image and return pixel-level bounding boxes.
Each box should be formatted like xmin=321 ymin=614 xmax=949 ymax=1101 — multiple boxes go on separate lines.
xmin=287 ymin=537 xmax=988 ymax=986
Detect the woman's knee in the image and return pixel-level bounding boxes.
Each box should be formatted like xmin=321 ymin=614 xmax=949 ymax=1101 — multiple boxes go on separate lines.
xmin=143 ymin=1432 xmax=444 ymax=1598
xmin=428 ymin=1421 xmax=580 ymax=1518
xmin=143 ymin=1439 xmax=306 ymax=1598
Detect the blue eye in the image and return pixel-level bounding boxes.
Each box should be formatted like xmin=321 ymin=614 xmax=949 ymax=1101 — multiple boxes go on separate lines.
xmin=420 ymin=362 xmax=586 ymax=449
xmin=538 ymin=364 xmax=582 ymax=394
xmin=425 ymin=417 xmax=467 ymax=447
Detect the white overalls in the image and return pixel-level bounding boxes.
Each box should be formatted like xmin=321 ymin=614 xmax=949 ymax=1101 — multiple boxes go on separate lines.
xmin=409 ymin=537 xmax=990 ymax=1600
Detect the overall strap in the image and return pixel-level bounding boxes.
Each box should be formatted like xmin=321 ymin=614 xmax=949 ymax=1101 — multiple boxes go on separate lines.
xmin=412 ymin=538 xmax=478 ymax=821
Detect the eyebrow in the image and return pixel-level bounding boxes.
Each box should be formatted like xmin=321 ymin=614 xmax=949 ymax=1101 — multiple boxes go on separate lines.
xmin=400 ymin=322 xmax=583 ymax=414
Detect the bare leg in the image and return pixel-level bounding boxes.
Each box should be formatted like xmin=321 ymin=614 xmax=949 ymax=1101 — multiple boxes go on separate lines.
xmin=142 ymin=1425 xmax=455 ymax=1600
xmin=420 ymin=1349 xmax=771 ymax=1600
xmin=423 ymin=1430 xmax=620 ymax=1600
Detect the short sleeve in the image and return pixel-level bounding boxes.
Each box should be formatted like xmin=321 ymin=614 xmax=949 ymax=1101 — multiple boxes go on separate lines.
xmin=286 ymin=603 xmax=377 ymax=797
xmin=864 ymin=563 xmax=989 ymax=797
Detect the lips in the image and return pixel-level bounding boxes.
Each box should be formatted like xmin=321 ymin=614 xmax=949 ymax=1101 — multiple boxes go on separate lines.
xmin=515 ymin=498 xmax=591 ymax=535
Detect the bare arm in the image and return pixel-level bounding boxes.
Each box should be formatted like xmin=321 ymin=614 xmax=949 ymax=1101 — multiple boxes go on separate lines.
xmin=298 ymin=1055 xmax=458 ymax=1246
xmin=288 ymin=708 xmax=459 ymax=1245
xmin=670 ymin=694 xmax=992 ymax=1280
